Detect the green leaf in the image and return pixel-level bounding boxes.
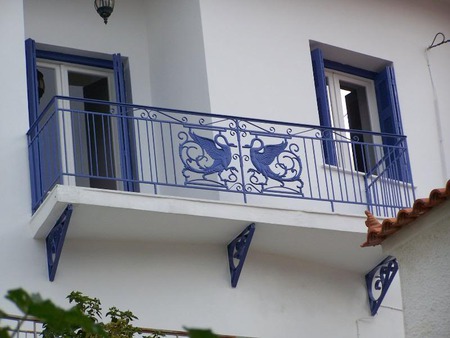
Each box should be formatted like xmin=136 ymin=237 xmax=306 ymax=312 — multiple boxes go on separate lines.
xmin=0 ymin=328 xmax=10 ymax=338
xmin=67 ymin=291 xmax=102 ymax=321
xmin=5 ymin=289 xmax=107 ymax=338
xmin=185 ymin=328 xmax=219 ymax=338
xmin=5 ymin=288 xmax=36 ymax=314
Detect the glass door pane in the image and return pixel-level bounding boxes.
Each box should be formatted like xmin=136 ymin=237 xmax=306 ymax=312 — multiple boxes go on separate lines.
xmin=67 ymin=70 xmax=118 ymax=190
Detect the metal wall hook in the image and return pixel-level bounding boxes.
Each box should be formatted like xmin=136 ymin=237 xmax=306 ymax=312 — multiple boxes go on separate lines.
xmin=427 ymin=32 xmax=450 ymax=50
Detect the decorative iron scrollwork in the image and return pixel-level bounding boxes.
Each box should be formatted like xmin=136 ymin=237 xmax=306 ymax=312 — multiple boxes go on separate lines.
xmin=46 ymin=204 xmax=73 ymax=282
xmin=244 ymin=137 xmax=304 ymax=194
xmin=179 ymin=129 xmax=238 ymax=187
xmin=365 ymin=256 xmax=399 ymax=315
xmin=227 ymin=223 xmax=255 ymax=288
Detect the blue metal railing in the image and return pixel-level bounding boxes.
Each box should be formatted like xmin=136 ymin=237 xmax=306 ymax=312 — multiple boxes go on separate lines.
xmin=27 ymin=96 xmax=415 ymax=216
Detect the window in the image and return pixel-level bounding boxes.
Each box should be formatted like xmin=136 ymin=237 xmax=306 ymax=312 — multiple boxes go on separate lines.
xmin=311 ymin=46 xmax=408 ymax=181
xmin=25 ymin=39 xmax=135 ymax=204
xmin=25 ymin=39 xmax=127 ymax=126
xmin=325 ymin=69 xmax=381 ymax=172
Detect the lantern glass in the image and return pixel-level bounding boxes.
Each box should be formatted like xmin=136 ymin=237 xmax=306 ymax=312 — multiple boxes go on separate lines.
xmin=37 ymin=70 xmax=45 ymax=102
xmin=94 ymin=0 xmax=115 ymax=24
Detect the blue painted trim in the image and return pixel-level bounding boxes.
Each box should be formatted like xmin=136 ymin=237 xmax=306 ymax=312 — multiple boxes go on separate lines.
xmin=25 ymin=39 xmax=42 ymax=209
xmin=113 ymin=53 xmax=127 ymax=103
xmin=227 ymin=223 xmax=255 ymax=288
xmin=113 ymin=54 xmax=134 ymax=192
xmin=46 ymin=204 xmax=73 ymax=281
xmin=311 ymin=49 xmax=337 ymax=166
xmin=374 ymin=66 xmax=409 ymax=183
xmin=324 ymin=59 xmax=377 ymax=79
xmin=365 ymin=256 xmax=399 ymax=315
xmin=36 ymin=50 xmax=113 ymax=69
xmin=25 ymin=39 xmax=39 ymax=125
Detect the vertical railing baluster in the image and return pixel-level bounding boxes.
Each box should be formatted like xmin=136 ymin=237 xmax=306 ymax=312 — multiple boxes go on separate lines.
xmin=160 ymin=122 xmax=168 ymax=184
xmin=53 ymin=109 xmax=60 ymax=184
xmin=85 ymin=110 xmax=94 ymax=179
xmin=342 ymin=138 xmax=351 ymax=202
xmin=348 ymin=139 xmax=358 ymax=203
xmin=334 ymin=139 xmax=344 ymax=202
xmin=107 ymin=113 xmax=115 ymax=180
xmin=235 ymin=118 xmax=247 ymax=203
xmin=361 ymin=142 xmax=371 ymax=204
xmin=303 ymin=138 xmax=313 ymax=198
xmin=144 ymin=119 xmax=153 ymax=185
xmin=327 ymin=138 xmax=336 ymax=207
xmin=136 ymin=119 xmax=144 ymax=184
xmin=101 ymin=114 xmax=108 ymax=178
xmin=311 ymin=138 xmax=321 ymax=200
xmin=151 ymin=120 xmax=159 ymax=193
xmin=73 ymin=111 xmax=80 ymax=178
xmin=169 ymin=123 xmax=177 ymax=185
xmin=92 ymin=113 xmax=99 ymax=178
xmin=60 ymin=103 xmax=69 ymax=182
xmin=320 ymin=131 xmax=334 ymax=210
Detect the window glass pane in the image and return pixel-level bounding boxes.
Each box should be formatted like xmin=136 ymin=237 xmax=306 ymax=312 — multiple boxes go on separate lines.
xmin=325 ymin=76 xmax=335 ymax=128
xmin=37 ymin=66 xmax=57 ymax=114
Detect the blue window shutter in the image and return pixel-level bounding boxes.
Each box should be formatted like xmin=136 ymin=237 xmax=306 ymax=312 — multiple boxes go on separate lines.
xmin=375 ymin=65 xmax=403 ymax=137
xmin=113 ymin=53 xmax=134 ymax=191
xmin=25 ymin=38 xmax=39 ymax=126
xmin=311 ymin=48 xmax=337 ymax=165
xmin=375 ymin=66 xmax=409 ymax=181
xmin=25 ymin=38 xmax=42 ymax=209
xmin=113 ymin=53 xmax=126 ymax=104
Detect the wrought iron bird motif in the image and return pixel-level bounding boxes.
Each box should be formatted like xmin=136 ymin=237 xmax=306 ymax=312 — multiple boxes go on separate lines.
xmin=186 ymin=130 xmax=236 ymax=178
xmin=245 ymin=138 xmax=303 ymax=189
xmin=245 ymin=138 xmax=288 ymax=180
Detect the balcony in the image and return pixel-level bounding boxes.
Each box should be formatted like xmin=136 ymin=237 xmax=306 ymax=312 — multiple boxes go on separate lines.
xmin=27 ymin=97 xmax=416 ymax=274
xmin=28 ymin=96 xmax=415 ymax=216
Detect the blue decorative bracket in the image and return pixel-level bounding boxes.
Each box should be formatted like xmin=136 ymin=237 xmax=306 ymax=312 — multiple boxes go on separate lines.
xmin=227 ymin=223 xmax=255 ymax=288
xmin=365 ymin=256 xmax=399 ymax=315
xmin=46 ymin=204 xmax=73 ymax=281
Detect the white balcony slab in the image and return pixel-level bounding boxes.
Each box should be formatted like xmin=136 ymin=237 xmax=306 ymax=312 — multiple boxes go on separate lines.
xmin=30 ymin=184 xmax=384 ymax=272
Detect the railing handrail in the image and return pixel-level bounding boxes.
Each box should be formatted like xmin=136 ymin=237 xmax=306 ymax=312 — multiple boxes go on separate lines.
xmin=27 ymin=96 xmax=415 ymax=217
xmin=29 ymin=96 xmax=408 ymax=140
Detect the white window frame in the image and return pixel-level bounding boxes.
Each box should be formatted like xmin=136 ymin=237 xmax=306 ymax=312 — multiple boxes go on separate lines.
xmin=324 ymin=69 xmax=383 ymax=172
xmin=325 ymin=69 xmax=380 ymax=133
xmin=37 ymin=60 xmax=121 ymax=189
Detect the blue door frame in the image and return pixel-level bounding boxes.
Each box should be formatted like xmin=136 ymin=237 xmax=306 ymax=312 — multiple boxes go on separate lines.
xmin=25 ymin=39 xmax=134 ymax=196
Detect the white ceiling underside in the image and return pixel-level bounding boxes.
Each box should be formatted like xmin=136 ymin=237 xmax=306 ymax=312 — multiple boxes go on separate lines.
xmin=30 ymin=185 xmax=384 ymax=273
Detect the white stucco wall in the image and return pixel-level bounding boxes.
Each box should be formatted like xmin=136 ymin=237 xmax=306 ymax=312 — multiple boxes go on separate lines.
xmin=198 ymin=0 xmax=450 ymax=195
xmin=385 ymin=203 xmax=450 ymax=338
xmin=0 ymin=0 xmax=34 ymax=310
xmin=145 ymin=0 xmax=211 ymax=112
xmin=21 ymin=0 xmax=450 ymax=194
xmin=2 ymin=238 xmax=403 ymax=338
xmin=425 ymin=46 xmax=450 ymax=181
xmin=1 ymin=0 xmax=450 ymax=336
xmin=23 ymin=0 xmax=153 ymax=107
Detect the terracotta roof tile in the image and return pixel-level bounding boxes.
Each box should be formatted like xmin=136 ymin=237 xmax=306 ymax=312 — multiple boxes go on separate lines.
xmin=361 ymin=180 xmax=450 ymax=247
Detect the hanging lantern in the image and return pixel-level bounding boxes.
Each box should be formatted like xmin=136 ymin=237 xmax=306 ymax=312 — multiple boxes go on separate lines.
xmin=37 ymin=70 xmax=45 ymax=102
xmin=94 ymin=0 xmax=115 ymax=24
